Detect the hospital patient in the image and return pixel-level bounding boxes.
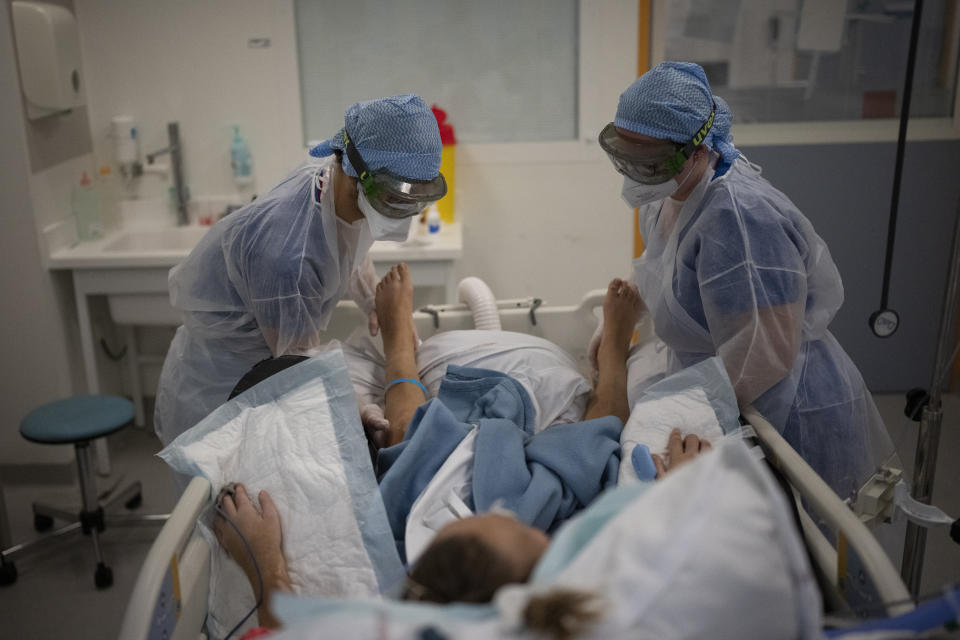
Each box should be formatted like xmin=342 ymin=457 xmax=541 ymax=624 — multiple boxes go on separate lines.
xmin=215 ymin=430 xmax=709 ymax=634
xmin=215 ymin=265 xmax=712 ymax=634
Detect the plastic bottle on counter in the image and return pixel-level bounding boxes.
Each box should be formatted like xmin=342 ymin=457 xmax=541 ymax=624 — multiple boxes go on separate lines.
xmin=72 ymin=171 xmax=103 ymax=242
xmin=230 ymin=125 xmax=253 ymax=187
xmin=426 ymin=203 xmax=441 ymax=234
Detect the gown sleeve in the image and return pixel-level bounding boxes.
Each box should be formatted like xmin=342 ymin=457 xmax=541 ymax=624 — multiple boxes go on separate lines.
xmin=688 ymin=192 xmax=808 ymax=404
xmin=225 ymin=182 xmax=338 ymax=356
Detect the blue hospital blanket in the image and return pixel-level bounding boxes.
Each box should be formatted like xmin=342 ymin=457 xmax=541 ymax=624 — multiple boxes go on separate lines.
xmin=377 ymin=365 xmax=622 ymax=561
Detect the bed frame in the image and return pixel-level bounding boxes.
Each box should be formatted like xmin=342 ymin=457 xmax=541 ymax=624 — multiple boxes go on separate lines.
xmin=118 ymin=291 xmax=913 ymax=639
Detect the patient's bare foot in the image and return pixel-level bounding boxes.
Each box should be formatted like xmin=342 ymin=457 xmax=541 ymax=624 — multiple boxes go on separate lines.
xmin=598 ymin=278 xmax=643 ymax=367
xmin=376 ymin=263 xmax=416 ymax=352
xmin=583 ymin=279 xmax=642 ymax=423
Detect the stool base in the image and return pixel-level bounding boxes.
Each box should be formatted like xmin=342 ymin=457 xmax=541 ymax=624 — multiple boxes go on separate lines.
xmin=1 ymin=479 xmax=167 ymax=589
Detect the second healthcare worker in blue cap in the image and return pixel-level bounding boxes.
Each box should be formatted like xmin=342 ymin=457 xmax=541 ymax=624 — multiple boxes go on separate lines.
xmin=155 ymin=94 xmax=446 ymax=447
xmin=599 ymin=62 xmax=896 ymax=501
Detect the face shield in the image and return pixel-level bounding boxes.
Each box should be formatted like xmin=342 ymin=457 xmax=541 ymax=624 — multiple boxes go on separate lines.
xmin=598 ymin=101 xmax=717 ymax=185
xmin=343 ymin=130 xmax=447 ymax=219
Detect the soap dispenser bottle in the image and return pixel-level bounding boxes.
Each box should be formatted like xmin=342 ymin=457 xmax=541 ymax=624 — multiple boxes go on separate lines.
xmin=230 ymin=125 xmax=253 ymax=187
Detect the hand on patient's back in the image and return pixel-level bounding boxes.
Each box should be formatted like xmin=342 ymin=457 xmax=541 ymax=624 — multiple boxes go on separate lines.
xmin=214 ymin=484 xmax=286 ymax=585
xmin=652 ymin=429 xmax=712 ymax=479
xmin=360 ymin=403 xmax=390 ymax=449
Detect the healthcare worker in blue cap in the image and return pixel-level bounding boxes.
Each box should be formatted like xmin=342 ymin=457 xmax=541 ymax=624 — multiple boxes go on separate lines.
xmin=155 ymin=94 xmax=446 ymax=447
xmin=597 ymin=62 xmax=895 ymax=500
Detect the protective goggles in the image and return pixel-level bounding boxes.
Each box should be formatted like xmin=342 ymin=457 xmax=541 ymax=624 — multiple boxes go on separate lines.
xmin=342 ymin=130 xmax=447 ymax=219
xmin=598 ymin=102 xmax=716 ymax=185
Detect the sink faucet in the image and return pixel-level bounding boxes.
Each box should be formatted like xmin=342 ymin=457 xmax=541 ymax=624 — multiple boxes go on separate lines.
xmin=146 ymin=122 xmax=189 ymax=226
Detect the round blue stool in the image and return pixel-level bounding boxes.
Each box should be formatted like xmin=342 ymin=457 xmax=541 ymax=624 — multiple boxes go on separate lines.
xmin=14 ymin=395 xmax=137 ymax=589
xmin=21 ymin=395 xmax=133 ymax=444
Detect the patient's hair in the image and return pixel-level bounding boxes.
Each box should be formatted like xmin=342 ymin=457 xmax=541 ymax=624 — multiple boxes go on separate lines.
xmin=404 ymin=533 xmax=519 ymax=604
xmin=404 ymin=533 xmax=603 ymax=639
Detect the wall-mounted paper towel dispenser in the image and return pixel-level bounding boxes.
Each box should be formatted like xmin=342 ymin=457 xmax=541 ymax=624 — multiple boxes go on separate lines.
xmin=11 ymin=1 xmax=85 ymax=120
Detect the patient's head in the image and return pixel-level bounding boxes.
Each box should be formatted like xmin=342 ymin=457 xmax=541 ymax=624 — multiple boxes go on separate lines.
xmin=404 ymin=513 xmax=550 ymax=604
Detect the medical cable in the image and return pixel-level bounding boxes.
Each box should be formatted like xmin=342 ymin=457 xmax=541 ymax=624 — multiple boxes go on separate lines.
xmin=869 ymin=0 xmax=924 ymax=338
xmin=214 ymin=502 xmax=264 ymax=640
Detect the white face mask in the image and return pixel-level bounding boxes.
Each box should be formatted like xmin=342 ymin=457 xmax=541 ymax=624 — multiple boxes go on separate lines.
xmin=621 ymin=177 xmax=678 ymax=208
xmin=357 ymin=190 xmax=412 ymax=242
xmin=620 ymin=153 xmax=706 ymax=208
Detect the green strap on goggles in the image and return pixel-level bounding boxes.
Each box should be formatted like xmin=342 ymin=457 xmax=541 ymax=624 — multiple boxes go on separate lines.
xmin=662 ymin=102 xmax=717 ymax=176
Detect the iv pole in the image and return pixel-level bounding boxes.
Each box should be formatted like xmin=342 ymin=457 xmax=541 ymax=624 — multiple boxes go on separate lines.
xmin=900 ymin=195 xmax=960 ymax=595
xmin=867 ymin=0 xmax=959 ymax=595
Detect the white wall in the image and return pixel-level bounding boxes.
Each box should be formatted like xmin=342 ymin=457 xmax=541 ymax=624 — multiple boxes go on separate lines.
xmin=75 ymin=0 xmax=304 ymax=202
xmin=75 ymin=0 xmax=639 ymax=306
xmin=0 ymin=5 xmax=80 ymax=465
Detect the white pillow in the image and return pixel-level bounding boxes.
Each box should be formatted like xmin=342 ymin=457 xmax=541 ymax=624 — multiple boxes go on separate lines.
xmin=501 ymin=436 xmax=823 ymax=639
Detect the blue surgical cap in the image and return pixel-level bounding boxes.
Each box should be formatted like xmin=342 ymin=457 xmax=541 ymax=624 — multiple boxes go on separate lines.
xmin=309 ymin=94 xmax=442 ymax=181
xmin=614 ymin=62 xmax=739 ymax=173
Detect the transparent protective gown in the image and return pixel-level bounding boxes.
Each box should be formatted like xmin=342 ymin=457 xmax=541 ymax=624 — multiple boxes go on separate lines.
xmin=154 ymin=157 xmax=374 ymax=446
xmin=633 ymin=156 xmax=895 ymax=500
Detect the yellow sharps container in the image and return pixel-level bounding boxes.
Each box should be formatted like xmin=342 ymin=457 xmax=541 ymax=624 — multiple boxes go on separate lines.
xmin=432 ymin=105 xmax=457 ymax=224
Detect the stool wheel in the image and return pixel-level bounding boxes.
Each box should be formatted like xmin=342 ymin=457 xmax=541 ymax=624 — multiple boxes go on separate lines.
xmin=34 ymin=513 xmax=54 ymax=532
xmin=0 ymin=561 xmax=17 ymax=586
xmin=125 ymin=493 xmax=142 ymax=510
xmin=94 ymin=562 xmax=113 ymax=589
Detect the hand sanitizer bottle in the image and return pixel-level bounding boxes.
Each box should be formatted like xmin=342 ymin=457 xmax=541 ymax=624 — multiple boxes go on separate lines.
xmin=73 ymin=171 xmax=103 ymax=242
xmin=230 ymin=125 xmax=253 ymax=187
xmin=426 ymin=204 xmax=441 ymax=234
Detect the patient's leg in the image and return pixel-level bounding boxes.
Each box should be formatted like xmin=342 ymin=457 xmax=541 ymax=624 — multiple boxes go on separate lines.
xmin=376 ymin=263 xmax=425 ymax=445
xmin=583 ymin=278 xmax=642 ymax=423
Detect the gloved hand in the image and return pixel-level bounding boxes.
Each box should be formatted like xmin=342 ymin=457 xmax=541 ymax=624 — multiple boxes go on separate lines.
xmin=587 ymin=317 xmax=605 ymax=374
xmin=348 ymin=255 xmax=380 ymax=336
xmin=360 ymin=403 xmax=390 ymax=450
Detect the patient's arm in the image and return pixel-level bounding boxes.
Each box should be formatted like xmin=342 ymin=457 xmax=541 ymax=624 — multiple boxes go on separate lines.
xmin=214 ymin=484 xmax=291 ymax=630
xmin=376 ymin=263 xmax=425 ymax=445
xmin=583 ymin=278 xmax=643 ymax=424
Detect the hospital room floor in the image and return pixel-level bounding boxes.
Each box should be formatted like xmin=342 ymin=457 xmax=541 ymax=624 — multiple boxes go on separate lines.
xmin=2 ymin=395 xmax=959 ymax=639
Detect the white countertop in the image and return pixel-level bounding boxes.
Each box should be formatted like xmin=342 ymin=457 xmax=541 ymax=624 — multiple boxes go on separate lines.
xmin=48 ymin=221 xmax=463 ymax=270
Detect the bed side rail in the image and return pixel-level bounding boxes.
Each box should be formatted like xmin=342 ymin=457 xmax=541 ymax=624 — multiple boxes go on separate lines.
xmin=742 ymin=407 xmax=913 ymax=616
xmin=119 ymin=476 xmax=212 ymax=640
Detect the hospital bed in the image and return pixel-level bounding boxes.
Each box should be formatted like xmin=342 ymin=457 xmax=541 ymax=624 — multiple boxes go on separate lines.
xmin=119 ymin=289 xmax=925 ymax=640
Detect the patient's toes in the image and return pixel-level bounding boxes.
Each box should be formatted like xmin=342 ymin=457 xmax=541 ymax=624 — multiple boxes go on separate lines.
xmin=375 ymin=264 xmax=415 ymax=329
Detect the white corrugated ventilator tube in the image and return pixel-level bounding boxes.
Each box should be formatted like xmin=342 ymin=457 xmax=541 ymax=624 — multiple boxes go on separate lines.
xmin=458 ymin=277 xmax=501 ymax=331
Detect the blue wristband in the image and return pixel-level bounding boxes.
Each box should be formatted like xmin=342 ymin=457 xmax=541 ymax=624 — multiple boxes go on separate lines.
xmin=385 ymin=377 xmax=428 ymax=399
